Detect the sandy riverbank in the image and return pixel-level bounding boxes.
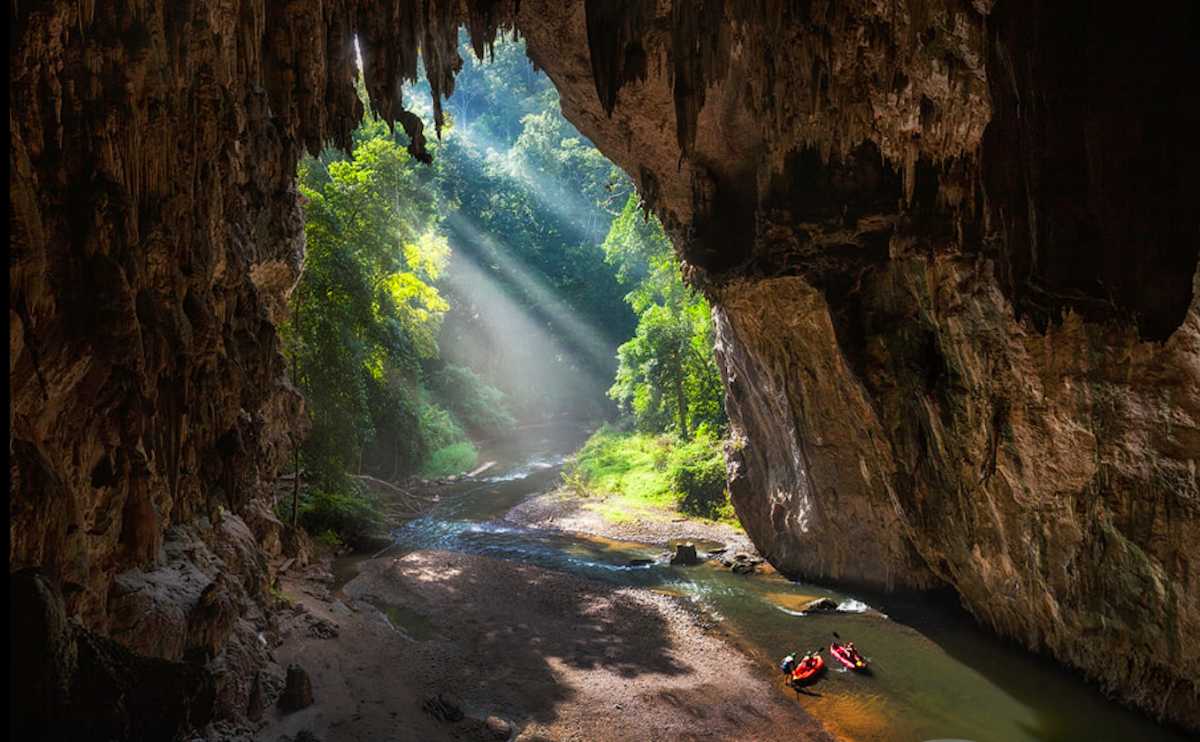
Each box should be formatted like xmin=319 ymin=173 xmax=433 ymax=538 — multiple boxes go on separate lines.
xmin=259 ymin=549 xmax=833 ymax=741
xmin=504 ymin=487 xmax=756 ymax=555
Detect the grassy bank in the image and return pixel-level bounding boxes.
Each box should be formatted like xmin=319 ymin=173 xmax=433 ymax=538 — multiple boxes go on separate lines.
xmin=563 ymin=427 xmax=740 ymax=528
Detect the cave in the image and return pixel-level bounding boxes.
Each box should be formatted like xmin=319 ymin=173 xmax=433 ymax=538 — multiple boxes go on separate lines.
xmin=9 ymin=0 xmax=1200 ymax=739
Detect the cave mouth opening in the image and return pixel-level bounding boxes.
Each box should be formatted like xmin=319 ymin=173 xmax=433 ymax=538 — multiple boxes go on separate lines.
xmin=285 ymin=27 xmax=729 ymax=499
xmin=10 ymin=4 xmax=1200 ymax=738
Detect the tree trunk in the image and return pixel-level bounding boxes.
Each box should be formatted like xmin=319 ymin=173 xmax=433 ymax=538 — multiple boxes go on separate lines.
xmin=291 ymin=444 xmax=300 ymax=528
xmin=291 ymin=302 xmax=301 ymax=529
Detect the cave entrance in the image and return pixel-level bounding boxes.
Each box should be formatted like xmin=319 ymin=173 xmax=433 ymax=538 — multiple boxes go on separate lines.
xmin=283 ymin=29 xmax=732 ymax=541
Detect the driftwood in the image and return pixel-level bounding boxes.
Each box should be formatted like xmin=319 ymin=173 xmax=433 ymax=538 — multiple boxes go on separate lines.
xmin=467 ymin=460 xmax=496 ymax=477
xmin=350 ymin=474 xmax=414 ymax=497
xmin=351 ymin=474 xmax=441 ymax=523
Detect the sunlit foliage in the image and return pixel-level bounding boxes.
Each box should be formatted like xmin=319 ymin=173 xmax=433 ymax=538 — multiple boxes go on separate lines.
xmin=287 ymin=126 xmax=470 ymax=498
xmin=566 ymin=427 xmax=737 ymax=526
xmin=602 ymin=196 xmax=725 ymax=438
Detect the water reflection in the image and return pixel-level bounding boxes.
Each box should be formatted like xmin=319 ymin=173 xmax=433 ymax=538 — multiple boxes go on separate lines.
xmin=355 ymin=421 xmax=1188 ymax=742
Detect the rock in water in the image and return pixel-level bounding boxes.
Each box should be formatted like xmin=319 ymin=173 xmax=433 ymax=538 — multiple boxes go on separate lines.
xmin=670 ymin=543 xmax=699 ymax=565
xmin=277 ymin=664 xmax=313 ymax=712
xmin=803 ymin=598 xmax=839 ymax=613
xmin=721 ymin=552 xmax=763 ymax=574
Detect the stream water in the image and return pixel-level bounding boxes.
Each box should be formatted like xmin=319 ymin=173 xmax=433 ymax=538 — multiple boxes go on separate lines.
xmin=343 ymin=421 xmax=1188 ymax=742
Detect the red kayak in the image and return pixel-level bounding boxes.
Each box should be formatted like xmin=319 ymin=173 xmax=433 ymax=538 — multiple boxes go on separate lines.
xmin=789 ymin=653 xmax=825 ymax=684
xmin=830 ymin=641 xmax=868 ymax=671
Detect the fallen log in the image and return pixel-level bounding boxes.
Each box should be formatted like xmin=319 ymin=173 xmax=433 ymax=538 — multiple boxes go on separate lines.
xmin=467 ymin=460 xmax=497 ymax=477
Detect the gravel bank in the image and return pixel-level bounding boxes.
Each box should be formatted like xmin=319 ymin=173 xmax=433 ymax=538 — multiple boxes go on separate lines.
xmin=258 ymin=550 xmax=833 ymax=741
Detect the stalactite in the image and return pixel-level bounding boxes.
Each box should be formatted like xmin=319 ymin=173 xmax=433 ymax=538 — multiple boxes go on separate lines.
xmin=584 ymin=0 xmax=652 ymax=117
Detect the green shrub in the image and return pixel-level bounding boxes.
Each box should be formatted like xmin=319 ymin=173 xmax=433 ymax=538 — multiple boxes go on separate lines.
xmin=417 ymin=397 xmax=469 ymax=452
xmin=421 ymin=441 xmax=478 ymax=478
xmin=666 ymin=432 xmax=731 ymax=520
xmin=567 ymin=427 xmax=738 ymax=526
xmin=315 ymin=529 xmax=343 ymax=548
xmin=299 ymin=484 xmax=383 ymax=547
xmin=565 ymin=427 xmax=673 ymax=508
xmin=428 ymin=364 xmax=517 ymax=438
xmin=651 ymin=434 xmax=674 ymax=469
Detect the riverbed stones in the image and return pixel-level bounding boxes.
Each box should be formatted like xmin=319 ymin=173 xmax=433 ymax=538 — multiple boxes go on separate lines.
xmin=278 ymin=664 xmax=314 ymax=712
xmin=720 ymin=552 xmax=764 ymax=575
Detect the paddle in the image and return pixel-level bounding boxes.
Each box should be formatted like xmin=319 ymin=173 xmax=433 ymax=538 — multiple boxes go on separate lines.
xmin=831 ymin=631 xmax=867 ymax=668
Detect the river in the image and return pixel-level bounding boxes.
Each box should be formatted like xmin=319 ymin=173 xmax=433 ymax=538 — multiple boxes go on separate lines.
xmin=341 ymin=421 xmax=1188 ymax=742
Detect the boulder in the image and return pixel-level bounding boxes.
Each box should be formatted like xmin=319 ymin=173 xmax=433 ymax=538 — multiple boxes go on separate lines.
xmin=803 ymin=598 xmax=839 ymax=613
xmin=10 ymin=569 xmax=217 ymax=740
xmin=720 ymin=551 xmax=764 ymax=574
xmin=277 ymin=664 xmax=313 ymax=712
xmin=669 ymin=543 xmax=699 ymax=566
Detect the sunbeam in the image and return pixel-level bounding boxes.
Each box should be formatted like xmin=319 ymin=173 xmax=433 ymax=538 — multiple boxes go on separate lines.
xmin=444 ymin=211 xmax=617 ymax=373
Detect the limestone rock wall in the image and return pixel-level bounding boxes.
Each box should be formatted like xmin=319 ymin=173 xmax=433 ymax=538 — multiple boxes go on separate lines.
xmin=8 ymin=0 xmax=513 ymax=733
xmin=518 ymin=0 xmax=1200 ymax=729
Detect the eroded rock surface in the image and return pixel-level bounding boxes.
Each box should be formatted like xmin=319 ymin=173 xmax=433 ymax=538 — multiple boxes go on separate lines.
xmin=518 ymin=1 xmax=1200 ymax=729
xmin=9 ymin=0 xmax=1199 ymax=734
xmin=10 ymin=569 xmax=217 ymax=740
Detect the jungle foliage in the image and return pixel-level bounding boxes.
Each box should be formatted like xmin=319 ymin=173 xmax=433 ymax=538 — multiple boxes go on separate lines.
xmin=602 ymin=196 xmax=725 ymax=439
xmin=285 ymin=34 xmax=734 ymax=543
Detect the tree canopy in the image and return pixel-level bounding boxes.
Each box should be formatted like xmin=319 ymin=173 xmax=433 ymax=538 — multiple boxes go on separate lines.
xmin=602 ymin=196 xmax=725 ymax=439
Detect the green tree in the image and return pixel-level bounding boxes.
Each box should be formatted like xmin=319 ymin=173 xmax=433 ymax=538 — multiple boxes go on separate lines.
xmin=602 ymin=196 xmax=725 ymax=438
xmin=287 ymin=132 xmax=451 ymax=491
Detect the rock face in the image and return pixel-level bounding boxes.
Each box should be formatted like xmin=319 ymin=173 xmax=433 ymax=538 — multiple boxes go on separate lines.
xmin=8 ymin=0 xmax=1198 ymax=734
xmin=10 ymin=569 xmax=216 ymax=739
xmin=517 ymin=2 xmax=1200 ymax=730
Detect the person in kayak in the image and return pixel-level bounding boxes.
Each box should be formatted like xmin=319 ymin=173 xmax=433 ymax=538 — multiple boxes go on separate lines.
xmin=830 ymin=639 xmax=868 ymax=670
xmin=789 ymin=651 xmax=825 ymax=685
